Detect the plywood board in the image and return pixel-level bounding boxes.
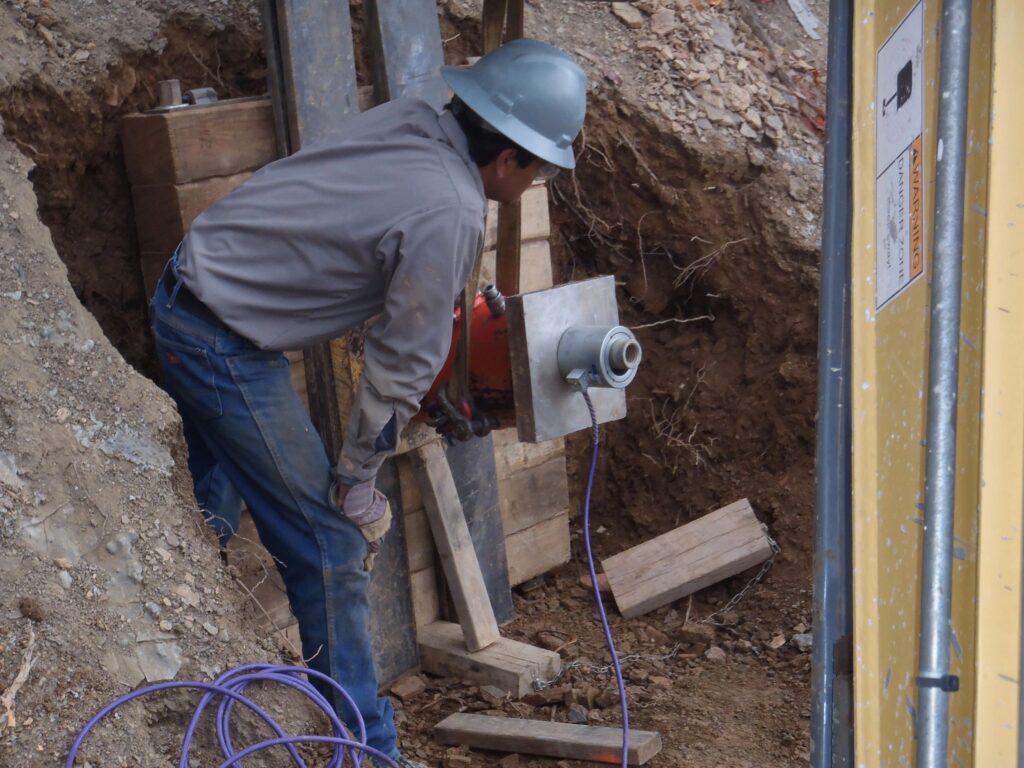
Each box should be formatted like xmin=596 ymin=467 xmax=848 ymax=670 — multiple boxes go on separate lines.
xmin=434 ymin=713 xmax=662 ymax=765
xmin=122 ymin=97 xmax=276 ymax=186
xmin=418 ymin=621 xmax=560 ymax=698
xmin=602 ymin=499 xmax=773 ymax=619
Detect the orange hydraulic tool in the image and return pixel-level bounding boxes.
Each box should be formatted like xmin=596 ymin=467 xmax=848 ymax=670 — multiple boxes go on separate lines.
xmin=418 ymin=285 xmax=516 ymax=440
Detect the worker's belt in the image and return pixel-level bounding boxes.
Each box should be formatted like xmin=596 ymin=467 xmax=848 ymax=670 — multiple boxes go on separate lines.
xmin=161 ymin=268 xmax=231 ymax=333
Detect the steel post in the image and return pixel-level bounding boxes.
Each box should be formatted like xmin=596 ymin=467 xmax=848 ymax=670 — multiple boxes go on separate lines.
xmin=915 ymin=1 xmax=973 ymax=766
xmin=811 ymin=0 xmax=853 ymax=765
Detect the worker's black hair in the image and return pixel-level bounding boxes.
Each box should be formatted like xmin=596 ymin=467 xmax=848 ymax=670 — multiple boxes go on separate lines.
xmin=448 ymin=97 xmax=536 ymax=169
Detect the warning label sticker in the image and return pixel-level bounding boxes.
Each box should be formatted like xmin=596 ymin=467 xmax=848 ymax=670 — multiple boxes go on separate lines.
xmin=875 ymin=1 xmax=925 ymax=310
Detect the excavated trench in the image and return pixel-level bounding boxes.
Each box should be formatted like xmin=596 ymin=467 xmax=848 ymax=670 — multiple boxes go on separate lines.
xmin=1 ymin=10 xmax=818 ymax=615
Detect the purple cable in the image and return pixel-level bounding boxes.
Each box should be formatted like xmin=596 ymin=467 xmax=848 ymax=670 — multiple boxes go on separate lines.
xmin=581 ymin=389 xmax=630 ymax=767
xmin=65 ymin=663 xmax=398 ymax=768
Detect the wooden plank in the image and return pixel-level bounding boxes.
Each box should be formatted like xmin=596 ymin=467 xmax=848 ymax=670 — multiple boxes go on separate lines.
xmin=121 ymin=97 xmax=276 ymax=186
xmin=412 ymin=442 xmax=500 ymax=651
xmin=498 ymin=454 xmax=569 ymax=536
xmin=417 ymin=621 xmax=560 ymax=698
xmin=131 ymin=172 xmax=252 ymax=254
xmin=434 ymin=713 xmax=662 ymax=766
xmin=492 ymin=430 xmax=564 ymax=477
xmin=396 ymin=454 xmax=423 ymax=514
xmin=403 ymin=507 xmax=434 ymax=573
xmin=484 ymin=183 xmax=550 ymax=250
xmin=480 ymin=240 xmax=554 ymax=295
xmin=505 ymin=512 xmax=571 ymax=587
xmin=410 ymin=566 xmax=440 ymax=627
xmin=602 ymin=499 xmax=774 ymax=619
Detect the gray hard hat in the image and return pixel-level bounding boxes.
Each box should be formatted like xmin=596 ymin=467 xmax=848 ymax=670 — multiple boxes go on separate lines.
xmin=441 ymin=39 xmax=587 ymax=169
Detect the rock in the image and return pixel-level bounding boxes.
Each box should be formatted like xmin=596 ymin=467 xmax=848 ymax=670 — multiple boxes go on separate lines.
xmin=792 ymin=633 xmax=813 ymax=652
xmin=18 ymin=596 xmax=46 ymax=622
xmin=136 ymin=641 xmax=183 ymax=682
xmin=793 ymin=622 xmax=808 ymax=633
xmin=611 ymin=3 xmax=644 ymax=29
xmin=768 ymin=634 xmax=787 ymax=650
xmin=740 ymin=122 xmax=759 ymax=139
xmin=567 ymin=703 xmax=589 ymax=724
xmin=788 ymin=176 xmax=810 ymax=202
xmin=442 ymin=755 xmax=472 ymax=768
xmin=524 ymin=686 xmax=565 ymax=706
xmin=709 ymin=17 xmax=736 ymax=52
xmin=57 ymin=571 xmax=72 ymax=590
xmin=202 ymin=621 xmax=219 ymax=636
xmin=144 ymin=601 xmax=162 ymax=618
xmin=71 ymin=49 xmax=90 ymax=63
xmin=536 ymin=632 xmax=565 ymax=652
xmin=390 ymin=674 xmax=427 ymax=702
xmin=650 ymin=8 xmax=678 ymax=36
xmin=678 ymin=622 xmax=715 ymax=650
xmin=499 ymin=755 xmax=521 ymax=768
xmin=650 ymin=675 xmax=673 ymax=689
xmin=704 ymin=646 xmax=727 ymax=663
xmin=704 ymin=103 xmax=738 ymax=126
xmin=724 ymin=83 xmax=752 ymax=112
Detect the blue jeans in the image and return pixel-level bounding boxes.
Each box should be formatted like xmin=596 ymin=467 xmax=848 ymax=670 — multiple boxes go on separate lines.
xmin=150 ymin=258 xmax=397 ymax=757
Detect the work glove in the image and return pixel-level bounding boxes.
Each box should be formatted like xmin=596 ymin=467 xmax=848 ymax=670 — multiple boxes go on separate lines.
xmin=330 ymin=477 xmax=392 ymax=572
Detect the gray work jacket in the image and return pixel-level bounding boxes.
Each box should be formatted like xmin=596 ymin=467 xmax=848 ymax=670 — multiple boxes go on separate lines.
xmin=177 ymin=98 xmax=487 ymax=484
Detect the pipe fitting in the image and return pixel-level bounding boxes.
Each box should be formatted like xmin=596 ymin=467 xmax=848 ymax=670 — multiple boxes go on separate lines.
xmin=557 ymin=325 xmax=642 ymax=391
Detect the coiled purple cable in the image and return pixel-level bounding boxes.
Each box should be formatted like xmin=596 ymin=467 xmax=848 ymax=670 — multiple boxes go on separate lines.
xmin=581 ymin=390 xmax=630 ymax=767
xmin=65 ymin=663 xmax=398 ymax=768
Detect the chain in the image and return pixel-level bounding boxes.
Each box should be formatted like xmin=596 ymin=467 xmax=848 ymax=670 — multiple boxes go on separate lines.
xmin=530 ymin=528 xmax=781 ymax=690
xmin=700 ymin=529 xmax=780 ymax=626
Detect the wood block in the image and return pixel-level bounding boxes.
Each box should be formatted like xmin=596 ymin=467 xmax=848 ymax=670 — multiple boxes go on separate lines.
xmin=394 ymin=420 xmax=440 ymax=456
xmin=412 ymin=442 xmax=500 ymax=651
xmin=433 ymin=713 xmax=662 ymax=766
xmin=410 ymin=566 xmax=440 ymax=627
xmin=484 ymin=184 xmax=550 ymax=250
xmin=122 ymin=97 xmax=276 ymax=186
xmin=417 ymin=621 xmax=560 ymax=698
xmin=131 ymin=172 xmax=252 ymax=254
xmin=602 ymin=498 xmax=774 ymax=619
xmin=396 ymin=454 xmax=423 ymax=513
xmin=499 ymin=455 xmax=570 ymax=536
xmin=504 ymin=512 xmax=571 ymax=587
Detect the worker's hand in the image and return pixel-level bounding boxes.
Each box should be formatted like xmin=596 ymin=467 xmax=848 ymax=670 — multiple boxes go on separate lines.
xmin=331 ymin=478 xmax=392 ymax=571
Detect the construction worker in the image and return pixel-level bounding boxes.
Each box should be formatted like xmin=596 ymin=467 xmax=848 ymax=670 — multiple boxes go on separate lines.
xmin=148 ymin=40 xmax=586 ymax=767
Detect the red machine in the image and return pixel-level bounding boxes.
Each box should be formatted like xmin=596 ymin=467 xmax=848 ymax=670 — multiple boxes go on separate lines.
xmin=418 ymin=287 xmax=516 ymax=439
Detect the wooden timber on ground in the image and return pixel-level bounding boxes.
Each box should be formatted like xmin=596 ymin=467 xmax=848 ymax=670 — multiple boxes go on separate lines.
xmin=433 ymin=712 xmax=663 ymax=765
xmin=411 ymin=442 xmax=500 ymax=652
xmin=418 ymin=621 xmax=560 ymax=698
xmin=602 ymin=498 xmax=774 ymax=619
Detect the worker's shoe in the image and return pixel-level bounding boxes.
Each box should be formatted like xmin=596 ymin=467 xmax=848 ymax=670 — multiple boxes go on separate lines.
xmin=367 ymin=754 xmax=428 ymax=768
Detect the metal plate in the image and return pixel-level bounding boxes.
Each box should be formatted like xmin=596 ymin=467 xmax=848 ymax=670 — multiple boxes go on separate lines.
xmin=506 ymin=276 xmax=628 ymax=442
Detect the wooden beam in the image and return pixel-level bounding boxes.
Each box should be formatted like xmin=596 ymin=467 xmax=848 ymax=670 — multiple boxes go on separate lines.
xmin=498 ymin=454 xmax=569 ymax=536
xmin=418 ymin=621 xmax=559 ymax=698
xmin=411 ymin=442 xmax=500 ymax=651
xmin=602 ymin=498 xmax=774 ymax=619
xmin=484 ymin=183 xmax=550 ymax=250
xmin=130 ymin=172 xmax=252 ymax=255
xmin=433 ymin=713 xmax=662 ymax=766
xmin=121 ymin=97 xmax=277 ymax=186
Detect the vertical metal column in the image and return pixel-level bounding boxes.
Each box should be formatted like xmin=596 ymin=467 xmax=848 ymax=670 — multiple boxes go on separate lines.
xmin=915 ymin=1 xmax=973 ymax=765
xmin=811 ymin=0 xmax=853 ymax=765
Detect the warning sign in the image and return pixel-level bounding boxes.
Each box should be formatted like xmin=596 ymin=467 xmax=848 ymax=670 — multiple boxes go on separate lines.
xmin=875 ymin=1 xmax=925 ymax=310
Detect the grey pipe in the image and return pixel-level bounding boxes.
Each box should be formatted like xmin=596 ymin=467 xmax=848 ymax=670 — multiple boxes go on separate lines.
xmin=916 ymin=1 xmax=973 ymax=766
xmin=811 ymin=0 xmax=854 ymax=764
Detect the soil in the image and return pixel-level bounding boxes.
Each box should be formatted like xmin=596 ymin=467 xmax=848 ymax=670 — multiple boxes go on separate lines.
xmin=0 ymin=0 xmax=827 ymax=766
